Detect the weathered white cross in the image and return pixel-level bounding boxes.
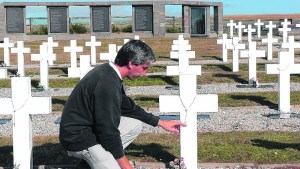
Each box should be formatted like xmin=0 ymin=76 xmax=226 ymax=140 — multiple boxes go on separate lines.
xmin=64 ymin=40 xmax=83 ymax=77
xmin=0 ymin=77 xmax=52 ymax=169
xmin=243 ymin=24 xmax=256 ymax=42
xmin=235 ymin=21 xmax=246 ymax=41
xmin=226 ymin=37 xmax=246 ymax=72
xmin=11 ymin=41 xmax=31 ymax=77
xmin=279 ymin=19 xmax=291 ymax=43
xmin=262 ymin=33 xmax=278 ymax=60
xmin=160 ymin=35 xmax=218 ymax=169
xmin=85 ymin=36 xmax=101 ymax=65
xmin=100 ymin=44 xmax=118 ymax=62
xmin=227 ymin=20 xmax=236 ymax=38
xmin=217 ymin=34 xmax=232 ymax=62
xmin=79 ymin=55 xmax=94 ymax=79
xmin=254 ymin=19 xmax=264 ymax=38
xmin=0 ymin=67 xmax=7 ymax=78
xmin=0 ymin=37 xmax=14 ymax=66
xmin=31 ymin=44 xmax=53 ymax=90
xmin=266 ymin=51 xmax=300 ymax=117
xmin=240 ymin=41 xmax=265 ymax=83
xmin=42 ymin=37 xmax=58 ymax=66
xmin=281 ymin=36 xmax=300 ymax=64
xmin=265 ymin=21 xmax=277 ymax=36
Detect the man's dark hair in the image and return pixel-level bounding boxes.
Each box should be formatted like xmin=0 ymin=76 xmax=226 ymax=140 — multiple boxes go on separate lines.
xmin=114 ymin=39 xmax=156 ymax=66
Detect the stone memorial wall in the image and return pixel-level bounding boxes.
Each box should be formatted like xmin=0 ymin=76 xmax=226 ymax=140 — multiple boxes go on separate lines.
xmin=0 ymin=1 xmax=223 ymax=40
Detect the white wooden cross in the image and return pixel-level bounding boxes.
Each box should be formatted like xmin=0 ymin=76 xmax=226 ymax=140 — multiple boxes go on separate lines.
xmin=240 ymin=41 xmax=265 ymax=82
xmin=281 ymin=36 xmax=300 ymax=64
xmin=100 ymin=44 xmax=118 ymax=62
xmin=262 ymin=33 xmax=278 ymax=60
xmin=279 ymin=19 xmax=291 ymax=43
xmin=0 ymin=37 xmax=14 ymax=66
xmin=265 ymin=21 xmax=277 ymax=36
xmin=227 ymin=20 xmax=236 ymax=38
xmin=160 ymin=36 xmax=218 ymax=169
xmin=79 ymin=55 xmax=94 ymax=79
xmin=31 ymin=44 xmax=52 ymax=90
xmin=42 ymin=37 xmax=58 ymax=66
xmin=266 ymin=51 xmax=300 ymax=117
xmin=11 ymin=41 xmax=31 ymax=77
xmin=226 ymin=37 xmax=246 ymax=72
xmin=243 ymin=24 xmax=256 ymax=42
xmin=85 ymin=36 xmax=101 ymax=65
xmin=64 ymin=40 xmax=83 ymax=77
xmin=0 ymin=77 xmax=52 ymax=169
xmin=0 ymin=67 xmax=8 ymax=78
xmin=217 ymin=34 xmax=232 ymax=62
xmin=235 ymin=21 xmax=246 ymax=41
xmin=254 ymin=19 xmax=264 ymax=38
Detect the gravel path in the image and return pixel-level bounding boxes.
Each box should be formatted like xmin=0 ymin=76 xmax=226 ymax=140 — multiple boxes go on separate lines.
xmin=1 ymin=83 xmax=300 ymax=136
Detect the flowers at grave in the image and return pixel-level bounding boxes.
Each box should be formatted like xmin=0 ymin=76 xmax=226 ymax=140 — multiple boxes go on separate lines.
xmin=169 ymin=157 xmax=186 ymax=169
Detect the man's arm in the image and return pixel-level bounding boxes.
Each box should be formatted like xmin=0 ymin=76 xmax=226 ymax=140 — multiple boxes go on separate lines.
xmin=117 ymin=156 xmax=134 ymax=169
xmin=158 ymin=119 xmax=186 ymax=134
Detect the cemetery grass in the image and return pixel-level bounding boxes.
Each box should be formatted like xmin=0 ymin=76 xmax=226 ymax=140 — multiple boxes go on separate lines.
xmin=51 ymin=92 xmax=300 ymax=111
xmin=1 ymin=132 xmax=300 ymax=167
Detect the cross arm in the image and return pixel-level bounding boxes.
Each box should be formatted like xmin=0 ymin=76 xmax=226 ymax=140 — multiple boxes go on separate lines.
xmin=167 ymin=66 xmax=201 ymax=76
xmin=159 ymin=95 xmax=184 ymax=112
xmin=266 ymin=64 xmax=280 ymax=74
xmin=0 ymin=98 xmax=14 ymax=114
xmin=22 ymin=97 xmax=52 ymax=114
xmin=191 ymin=94 xmax=218 ymax=112
xmin=170 ymin=51 xmax=195 ymax=59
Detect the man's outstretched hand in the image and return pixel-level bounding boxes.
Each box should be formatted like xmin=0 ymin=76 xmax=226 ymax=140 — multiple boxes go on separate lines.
xmin=158 ymin=119 xmax=187 ymax=134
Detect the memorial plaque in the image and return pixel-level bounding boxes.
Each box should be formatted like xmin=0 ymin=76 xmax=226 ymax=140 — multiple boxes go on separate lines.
xmin=91 ymin=6 xmax=110 ymax=32
xmin=49 ymin=7 xmax=68 ymax=33
xmin=134 ymin=6 xmax=153 ymax=31
xmin=6 ymin=7 xmax=25 ymax=33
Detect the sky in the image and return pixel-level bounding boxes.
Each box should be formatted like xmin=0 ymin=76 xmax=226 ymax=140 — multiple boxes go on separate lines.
xmin=0 ymin=0 xmax=299 ymax=17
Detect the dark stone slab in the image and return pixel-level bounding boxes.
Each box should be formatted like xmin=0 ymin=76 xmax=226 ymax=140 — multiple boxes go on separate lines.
xmin=134 ymin=5 xmax=153 ymax=31
xmin=91 ymin=6 xmax=110 ymax=32
xmin=6 ymin=7 xmax=24 ymax=33
xmin=49 ymin=6 xmax=68 ymax=33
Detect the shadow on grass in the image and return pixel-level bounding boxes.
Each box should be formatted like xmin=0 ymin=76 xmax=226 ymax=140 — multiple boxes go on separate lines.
xmin=149 ymin=75 xmax=178 ymax=86
xmin=52 ymin=97 xmax=67 ymax=106
xmin=126 ymin=143 xmax=176 ymax=166
xmin=230 ymin=95 xmax=277 ymax=109
xmin=0 ymin=143 xmax=79 ymax=167
xmin=210 ymin=56 xmax=223 ymax=61
xmin=31 ymin=79 xmax=40 ymax=88
xmin=7 ymin=68 xmax=18 ymax=76
xmin=51 ymin=67 xmax=68 ymax=75
xmin=251 ymin=139 xmax=300 ymax=151
xmin=216 ymin=65 xmax=232 ymax=71
xmin=214 ymin=73 xmax=248 ymax=84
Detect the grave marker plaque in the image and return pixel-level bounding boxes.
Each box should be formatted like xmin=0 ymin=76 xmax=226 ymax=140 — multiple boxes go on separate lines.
xmin=134 ymin=6 xmax=153 ymax=31
xmin=91 ymin=6 xmax=110 ymax=32
xmin=48 ymin=7 xmax=68 ymax=33
xmin=6 ymin=7 xmax=25 ymax=33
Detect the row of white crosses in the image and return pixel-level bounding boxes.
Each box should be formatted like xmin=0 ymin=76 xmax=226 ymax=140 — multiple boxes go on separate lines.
xmin=227 ymin=19 xmax=300 ymax=43
xmin=160 ymin=35 xmax=218 ymax=168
